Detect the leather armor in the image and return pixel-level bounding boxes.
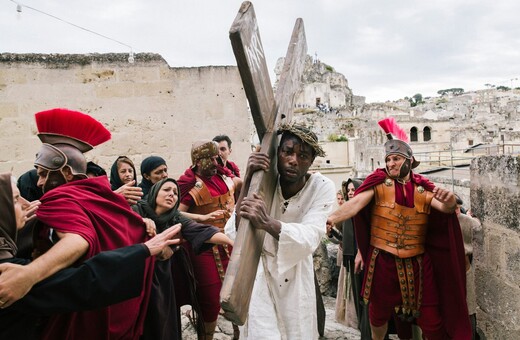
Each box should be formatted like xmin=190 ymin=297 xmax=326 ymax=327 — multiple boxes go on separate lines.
xmin=188 ymin=175 xmax=235 ymax=230
xmin=369 ymin=179 xmax=434 ymax=258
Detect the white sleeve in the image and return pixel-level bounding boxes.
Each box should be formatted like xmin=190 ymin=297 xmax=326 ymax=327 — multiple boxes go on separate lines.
xmin=275 ymin=177 xmax=335 ymax=275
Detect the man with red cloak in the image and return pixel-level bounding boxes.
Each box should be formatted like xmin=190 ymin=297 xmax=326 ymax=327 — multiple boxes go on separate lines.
xmin=327 ymin=117 xmax=471 ymax=340
xmin=0 ymin=108 xmax=156 ymax=339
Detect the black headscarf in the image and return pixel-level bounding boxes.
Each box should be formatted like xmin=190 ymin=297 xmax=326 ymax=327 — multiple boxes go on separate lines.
xmin=0 ymin=173 xmax=17 ymax=259
xmin=138 ymin=156 xmax=166 ymax=196
xmin=132 ymin=178 xmax=217 ymax=338
xmin=110 ymin=156 xmax=137 ymax=191
xmin=17 ymin=169 xmax=42 ymax=202
xmin=133 ymin=178 xmax=183 ymax=232
xmin=86 ymin=161 xmax=107 ymax=177
xmin=341 ymin=178 xmax=363 ymax=258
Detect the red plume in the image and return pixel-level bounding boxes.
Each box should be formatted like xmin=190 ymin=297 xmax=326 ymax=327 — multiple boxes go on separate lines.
xmin=35 ymin=108 xmax=111 ymax=147
xmin=378 ymin=117 xmax=409 ymax=143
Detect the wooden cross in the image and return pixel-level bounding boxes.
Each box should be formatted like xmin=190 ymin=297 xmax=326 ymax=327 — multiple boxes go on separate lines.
xmin=220 ymin=1 xmax=307 ymax=325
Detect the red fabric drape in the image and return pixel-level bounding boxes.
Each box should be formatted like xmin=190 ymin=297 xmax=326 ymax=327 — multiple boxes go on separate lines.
xmin=353 ymin=168 xmax=471 ymax=339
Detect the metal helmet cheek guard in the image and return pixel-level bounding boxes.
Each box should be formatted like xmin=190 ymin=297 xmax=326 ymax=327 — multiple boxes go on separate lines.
xmin=35 ymin=143 xmax=88 ymax=192
xmin=379 ymin=117 xmax=420 ymax=180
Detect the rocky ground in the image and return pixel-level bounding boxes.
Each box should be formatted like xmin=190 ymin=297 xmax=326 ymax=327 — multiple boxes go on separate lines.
xmin=180 ymin=295 xmax=362 ymax=339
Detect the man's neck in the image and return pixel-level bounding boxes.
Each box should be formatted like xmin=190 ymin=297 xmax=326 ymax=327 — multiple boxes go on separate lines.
xmin=280 ymin=173 xmax=310 ymax=199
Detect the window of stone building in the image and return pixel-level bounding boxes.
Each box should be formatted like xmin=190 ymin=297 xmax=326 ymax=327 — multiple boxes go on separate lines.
xmin=360 ymin=152 xmax=364 ymax=162
xmin=423 ymin=126 xmax=431 ymax=141
xmin=316 ymin=97 xmax=321 ymax=107
xmin=468 ymin=139 xmax=473 ymax=146
xmin=410 ymin=127 xmax=418 ymax=142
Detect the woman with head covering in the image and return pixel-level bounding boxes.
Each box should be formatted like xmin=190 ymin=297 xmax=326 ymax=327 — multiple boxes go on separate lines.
xmin=0 ymin=173 xmax=34 ymax=260
xmin=0 ymin=173 xmax=183 ymax=340
xmin=110 ymin=156 xmax=143 ymax=205
xmin=132 ymin=178 xmax=233 ymax=340
xmin=329 ymin=178 xmax=365 ymax=331
xmin=139 ymin=156 xmax=168 ymax=197
xmin=110 ymin=156 xmax=137 ymax=190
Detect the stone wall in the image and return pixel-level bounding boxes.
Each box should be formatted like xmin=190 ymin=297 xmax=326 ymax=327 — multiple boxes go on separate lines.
xmin=0 ymin=53 xmax=252 ymax=179
xmin=471 ymin=155 xmax=520 ymax=339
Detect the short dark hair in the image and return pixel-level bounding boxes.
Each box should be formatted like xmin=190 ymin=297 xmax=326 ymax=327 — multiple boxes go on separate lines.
xmin=213 ymin=135 xmax=232 ymax=148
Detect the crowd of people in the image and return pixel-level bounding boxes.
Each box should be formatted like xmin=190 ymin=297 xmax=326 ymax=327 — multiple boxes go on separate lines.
xmin=0 ymin=109 xmax=476 ymax=340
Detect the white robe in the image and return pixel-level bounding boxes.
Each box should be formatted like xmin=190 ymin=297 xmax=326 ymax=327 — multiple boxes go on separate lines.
xmin=225 ymin=172 xmax=335 ymax=340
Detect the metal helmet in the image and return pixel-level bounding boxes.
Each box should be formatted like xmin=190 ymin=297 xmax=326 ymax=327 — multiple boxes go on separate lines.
xmin=378 ymin=117 xmax=419 ymax=180
xmin=191 ymin=140 xmax=219 ymax=166
xmin=34 ymin=108 xmax=111 ymax=192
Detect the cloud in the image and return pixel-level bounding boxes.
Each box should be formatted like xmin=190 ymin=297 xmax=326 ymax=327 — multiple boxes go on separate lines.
xmin=2 ymin=0 xmax=519 ymax=102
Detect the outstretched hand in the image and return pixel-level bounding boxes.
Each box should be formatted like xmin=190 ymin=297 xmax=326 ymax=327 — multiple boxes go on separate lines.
xmin=432 ymin=186 xmax=454 ymax=203
xmin=432 ymin=186 xmax=457 ymax=213
xmin=200 ymin=209 xmax=228 ymax=222
xmin=114 ymin=181 xmax=143 ymax=205
xmin=144 ymin=224 xmax=182 ymax=257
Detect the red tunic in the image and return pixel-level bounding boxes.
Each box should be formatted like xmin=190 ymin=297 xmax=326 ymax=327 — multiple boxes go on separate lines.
xmin=353 ymin=169 xmax=471 ymax=339
xmin=178 ymin=168 xmax=232 ymax=322
xmin=36 ymin=176 xmax=154 ymax=340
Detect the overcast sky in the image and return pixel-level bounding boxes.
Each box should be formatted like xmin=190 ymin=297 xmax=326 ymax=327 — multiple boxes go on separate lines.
xmin=2 ymin=0 xmax=520 ymax=102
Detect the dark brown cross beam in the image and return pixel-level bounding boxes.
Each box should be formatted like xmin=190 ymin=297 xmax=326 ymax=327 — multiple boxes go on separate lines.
xmin=219 ymin=1 xmax=307 ymax=325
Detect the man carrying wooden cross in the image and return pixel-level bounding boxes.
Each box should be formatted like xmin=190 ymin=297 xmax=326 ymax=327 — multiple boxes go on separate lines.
xmin=225 ymin=123 xmax=335 ymax=339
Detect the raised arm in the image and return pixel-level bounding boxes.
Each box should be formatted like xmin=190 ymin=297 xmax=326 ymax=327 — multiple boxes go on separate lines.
xmin=327 ymin=189 xmax=374 ymax=226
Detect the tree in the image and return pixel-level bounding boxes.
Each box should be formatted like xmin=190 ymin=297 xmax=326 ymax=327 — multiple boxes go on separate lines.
xmin=437 ymin=88 xmax=464 ymax=96
xmin=496 ymin=85 xmax=511 ymax=91
xmin=409 ymin=93 xmax=424 ymax=107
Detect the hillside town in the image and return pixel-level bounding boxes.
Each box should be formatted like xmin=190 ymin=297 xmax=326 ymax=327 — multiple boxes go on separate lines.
xmin=1 ymin=51 xmax=519 ymax=339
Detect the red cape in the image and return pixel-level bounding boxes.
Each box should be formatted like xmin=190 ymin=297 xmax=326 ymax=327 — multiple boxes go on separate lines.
xmin=36 ymin=176 xmax=154 ymax=340
xmin=353 ymin=169 xmax=471 ymax=339
xmin=177 ymin=167 xmax=230 ymax=206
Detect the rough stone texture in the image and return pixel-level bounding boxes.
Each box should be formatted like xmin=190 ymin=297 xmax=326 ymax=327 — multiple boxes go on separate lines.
xmin=0 ymin=53 xmax=252 ymax=178
xmin=180 ymin=296 xmax=362 ymax=339
xmin=471 ymin=155 xmax=520 ymax=339
xmin=313 ymin=240 xmax=335 ymax=296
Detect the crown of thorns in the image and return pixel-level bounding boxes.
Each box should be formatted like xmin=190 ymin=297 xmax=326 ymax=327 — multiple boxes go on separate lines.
xmin=277 ymin=123 xmax=326 ymax=157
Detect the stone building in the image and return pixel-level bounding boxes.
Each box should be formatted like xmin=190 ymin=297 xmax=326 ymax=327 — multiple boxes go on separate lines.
xmin=471 ymin=156 xmax=520 ymax=339
xmin=0 ymin=53 xmax=253 ymax=179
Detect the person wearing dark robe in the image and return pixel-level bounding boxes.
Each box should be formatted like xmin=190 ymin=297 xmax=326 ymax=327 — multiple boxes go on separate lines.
xmin=132 ymin=178 xmax=233 ymax=340
xmin=0 ymin=172 xmax=182 ymax=340
xmin=327 ymin=117 xmax=471 ymax=340
xmin=329 ymin=179 xmax=368 ymax=333
xmin=0 ymin=108 xmax=158 ymax=340
xmin=14 ymin=169 xmax=42 ymax=259
xmin=139 ymin=156 xmax=168 ymax=197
